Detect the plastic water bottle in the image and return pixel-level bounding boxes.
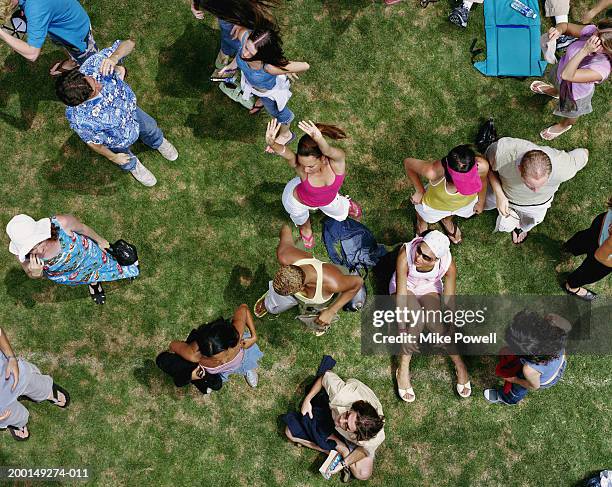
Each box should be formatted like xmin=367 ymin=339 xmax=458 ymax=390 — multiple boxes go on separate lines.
xmin=510 ymin=0 xmax=537 ymax=18
xmin=322 ymin=453 xmax=343 ymax=480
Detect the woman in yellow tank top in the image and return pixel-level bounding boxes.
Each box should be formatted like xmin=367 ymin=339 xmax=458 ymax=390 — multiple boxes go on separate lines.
xmin=404 ymin=145 xmax=489 ymax=244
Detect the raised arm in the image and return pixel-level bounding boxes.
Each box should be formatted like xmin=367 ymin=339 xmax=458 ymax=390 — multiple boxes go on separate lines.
xmin=55 ymin=215 xmax=110 ymax=249
xmin=265 ymin=119 xmax=297 ymax=166
xmin=298 ymin=120 xmax=345 ymax=167
xmin=99 ymin=39 xmax=136 ymax=76
xmin=582 ymin=0 xmax=612 ymax=23
xmin=561 ymin=35 xmax=607 ymax=82
xmin=403 ymin=157 xmax=441 ymax=204
xmin=265 ymin=61 xmax=310 ymax=75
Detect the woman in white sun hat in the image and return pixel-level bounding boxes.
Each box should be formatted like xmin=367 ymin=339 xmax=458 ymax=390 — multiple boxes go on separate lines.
xmin=389 ymin=230 xmax=471 ymax=403
xmin=6 ymin=214 xmax=139 ymax=304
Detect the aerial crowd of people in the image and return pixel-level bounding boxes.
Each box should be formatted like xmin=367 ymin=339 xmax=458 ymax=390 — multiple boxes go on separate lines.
xmin=0 ymin=0 xmax=610 ymax=481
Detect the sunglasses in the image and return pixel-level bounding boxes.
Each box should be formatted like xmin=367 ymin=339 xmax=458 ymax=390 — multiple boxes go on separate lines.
xmin=416 ymin=244 xmax=435 ymax=263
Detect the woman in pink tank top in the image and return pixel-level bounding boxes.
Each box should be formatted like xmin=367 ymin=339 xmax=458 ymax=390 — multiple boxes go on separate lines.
xmin=265 ymin=119 xmax=362 ymax=248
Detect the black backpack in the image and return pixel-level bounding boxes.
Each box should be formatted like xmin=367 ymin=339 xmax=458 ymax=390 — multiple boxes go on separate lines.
xmin=475 ymin=118 xmax=499 ymax=154
xmin=108 ymin=239 xmax=138 ymax=266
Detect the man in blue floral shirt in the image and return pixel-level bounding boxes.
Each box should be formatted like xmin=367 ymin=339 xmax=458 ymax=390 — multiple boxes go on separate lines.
xmin=55 ymin=39 xmax=178 ymax=186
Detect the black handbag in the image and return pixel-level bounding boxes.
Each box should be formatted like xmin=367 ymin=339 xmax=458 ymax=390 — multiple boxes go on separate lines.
xmin=108 ymin=239 xmax=138 ymax=266
xmin=475 ymin=118 xmax=499 ymax=154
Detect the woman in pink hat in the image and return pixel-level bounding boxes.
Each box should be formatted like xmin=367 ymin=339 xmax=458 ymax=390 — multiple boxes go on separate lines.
xmin=6 ymin=214 xmax=139 ymax=304
xmin=404 ymin=145 xmax=489 ymax=244
xmin=389 ymin=230 xmax=471 ymax=403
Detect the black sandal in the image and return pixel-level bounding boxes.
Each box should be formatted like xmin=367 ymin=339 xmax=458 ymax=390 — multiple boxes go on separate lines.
xmin=7 ymin=425 xmax=30 ymax=441
xmin=511 ymin=228 xmax=528 ymax=245
xmin=88 ymin=283 xmax=105 ymax=305
xmin=562 ymin=282 xmax=597 ymax=301
xmin=47 ymin=382 xmax=70 ymax=409
xmin=249 ymin=101 xmax=264 ymax=115
xmin=440 ymin=219 xmax=462 ymax=244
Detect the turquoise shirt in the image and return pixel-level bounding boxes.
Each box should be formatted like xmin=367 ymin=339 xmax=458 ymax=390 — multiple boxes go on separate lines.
xmin=19 ymin=0 xmax=90 ymax=51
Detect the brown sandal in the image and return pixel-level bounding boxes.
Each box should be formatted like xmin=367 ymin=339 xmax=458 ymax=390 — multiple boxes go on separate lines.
xmin=440 ymin=219 xmax=462 ymax=244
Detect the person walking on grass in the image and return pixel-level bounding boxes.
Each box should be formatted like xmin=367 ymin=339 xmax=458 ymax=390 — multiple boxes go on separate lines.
xmin=218 ymin=27 xmax=309 ymax=145
xmin=283 ymin=369 xmax=385 ymax=481
xmin=391 ymin=230 xmax=471 ymax=403
xmin=266 ymin=119 xmax=362 ymax=249
xmin=484 ymin=137 xmax=588 ymax=244
xmin=253 ymin=224 xmax=363 ymax=335
xmin=484 ymin=311 xmax=569 ymax=405
xmin=164 ymin=304 xmax=263 ymax=389
xmin=0 ymin=327 xmax=69 ymax=441
xmin=561 ymin=196 xmax=611 ymax=301
xmin=530 ymin=19 xmax=611 ymax=140
xmin=0 ymin=0 xmax=97 ymax=76
xmin=6 ymin=214 xmax=139 ymax=305
xmin=404 ymin=145 xmax=489 ymax=245
xmin=55 ymin=39 xmax=178 ymax=187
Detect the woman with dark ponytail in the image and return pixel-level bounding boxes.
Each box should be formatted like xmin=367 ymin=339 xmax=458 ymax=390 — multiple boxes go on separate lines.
xmin=265 ymin=119 xmax=362 ymax=249
xmin=219 ymin=27 xmax=310 ymax=146
xmin=404 ymin=145 xmax=489 ymax=244
xmin=163 ymin=304 xmax=263 ymax=390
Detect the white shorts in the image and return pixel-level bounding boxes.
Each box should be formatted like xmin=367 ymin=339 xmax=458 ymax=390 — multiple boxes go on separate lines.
xmin=414 ymin=197 xmax=477 ymax=224
xmin=484 ymin=186 xmax=552 ymax=233
xmin=282 ymin=177 xmax=350 ymax=226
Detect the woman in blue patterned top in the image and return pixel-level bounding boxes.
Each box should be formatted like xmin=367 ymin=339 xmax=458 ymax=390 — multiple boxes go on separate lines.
xmin=6 ymin=213 xmax=139 ymax=304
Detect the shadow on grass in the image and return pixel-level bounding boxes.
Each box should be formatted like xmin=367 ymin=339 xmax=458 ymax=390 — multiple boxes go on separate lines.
xmin=199 ymin=181 xmax=288 ymax=222
xmin=133 ymin=358 xmax=165 ymax=390
xmin=43 ymin=133 xmax=123 ymax=195
xmin=0 ymin=51 xmax=59 ymax=131
xmin=223 ymin=263 xmax=272 ymax=311
xmin=185 ymin=94 xmax=256 ymax=143
xmin=155 ymin=23 xmax=219 ymax=99
xmin=3 ymin=267 xmax=83 ymax=307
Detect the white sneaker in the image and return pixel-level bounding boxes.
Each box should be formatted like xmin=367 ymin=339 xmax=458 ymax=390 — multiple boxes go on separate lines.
xmin=130 ymin=159 xmax=157 ymax=187
xmin=157 ymin=138 xmax=178 ymax=161
xmin=245 ymin=369 xmax=258 ymax=388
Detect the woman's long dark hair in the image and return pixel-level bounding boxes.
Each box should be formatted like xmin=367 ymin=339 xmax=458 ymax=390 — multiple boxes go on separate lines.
xmin=297 ymin=124 xmax=347 ymax=159
xmin=195 ymin=0 xmax=279 ymax=31
xmin=441 ymin=145 xmax=476 ymax=184
xmin=242 ymin=29 xmax=289 ymax=68
xmin=195 ymin=318 xmax=240 ymax=357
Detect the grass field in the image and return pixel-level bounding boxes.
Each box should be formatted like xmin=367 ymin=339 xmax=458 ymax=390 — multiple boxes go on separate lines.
xmin=0 ymin=0 xmax=611 ymax=485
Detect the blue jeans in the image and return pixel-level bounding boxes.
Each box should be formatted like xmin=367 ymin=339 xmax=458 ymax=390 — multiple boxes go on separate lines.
xmin=50 ymin=28 xmax=98 ymax=65
xmin=110 ymin=107 xmax=164 ymax=172
xmin=260 ymin=96 xmax=294 ymax=125
xmin=498 ymin=383 xmax=529 ymax=404
xmin=218 ymin=19 xmax=240 ymax=57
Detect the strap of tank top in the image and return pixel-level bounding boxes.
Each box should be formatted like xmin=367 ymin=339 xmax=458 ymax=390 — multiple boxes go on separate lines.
xmin=294 ymin=258 xmax=325 ymax=302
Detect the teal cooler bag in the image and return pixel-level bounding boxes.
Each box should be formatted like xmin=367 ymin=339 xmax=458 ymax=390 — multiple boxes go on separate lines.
xmin=474 ymin=0 xmax=547 ymax=77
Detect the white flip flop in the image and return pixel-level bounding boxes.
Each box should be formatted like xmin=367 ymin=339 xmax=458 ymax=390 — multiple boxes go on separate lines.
xmin=396 ymin=369 xmax=415 ymax=403
xmin=456 ymin=381 xmax=472 ymax=398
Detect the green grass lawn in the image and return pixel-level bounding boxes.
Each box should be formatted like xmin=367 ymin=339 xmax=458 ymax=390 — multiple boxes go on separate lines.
xmin=0 ymin=0 xmax=610 ymax=485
